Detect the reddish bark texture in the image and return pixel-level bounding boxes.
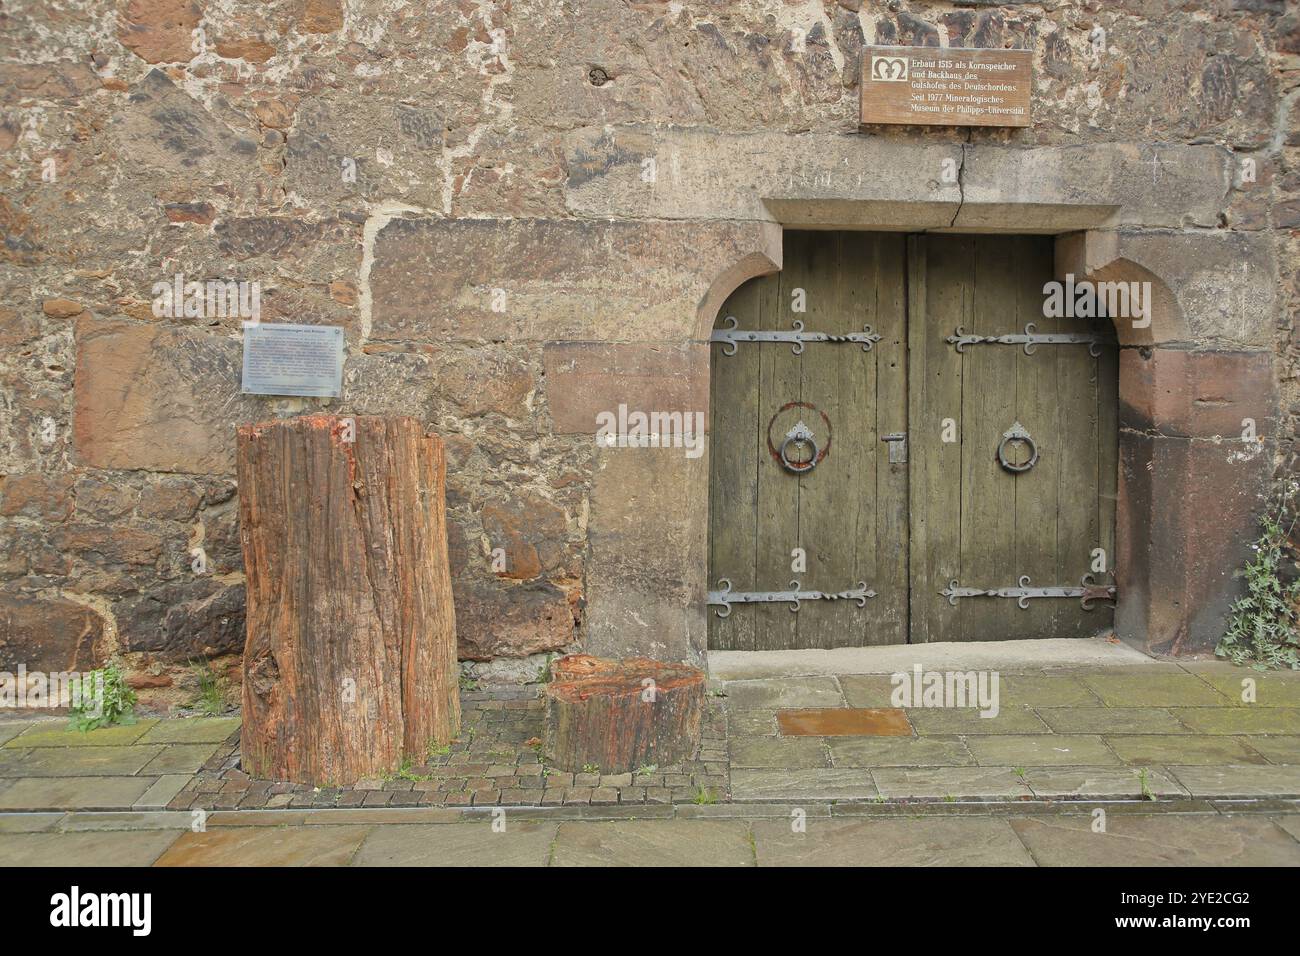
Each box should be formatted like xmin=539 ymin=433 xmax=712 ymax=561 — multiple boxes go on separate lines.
xmin=237 ymin=415 xmax=458 ymax=786
xmin=544 ymin=654 xmax=705 ymax=773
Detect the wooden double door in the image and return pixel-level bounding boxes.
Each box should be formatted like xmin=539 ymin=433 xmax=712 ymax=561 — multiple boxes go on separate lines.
xmin=707 ymin=232 xmax=1118 ymax=650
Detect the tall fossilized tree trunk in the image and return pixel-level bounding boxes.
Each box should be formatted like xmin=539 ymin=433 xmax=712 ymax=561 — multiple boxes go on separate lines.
xmin=237 ymin=415 xmax=459 ymax=787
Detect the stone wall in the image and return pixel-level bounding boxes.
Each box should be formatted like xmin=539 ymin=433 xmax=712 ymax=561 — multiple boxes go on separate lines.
xmin=0 ymin=0 xmax=1296 ymax=702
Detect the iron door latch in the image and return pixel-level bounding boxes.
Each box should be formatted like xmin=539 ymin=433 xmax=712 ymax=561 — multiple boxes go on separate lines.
xmin=882 ymin=432 xmax=907 ymax=463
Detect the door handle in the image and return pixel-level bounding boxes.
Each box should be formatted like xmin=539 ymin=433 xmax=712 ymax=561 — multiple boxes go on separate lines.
xmin=882 ymin=432 xmax=907 ymax=463
xmin=780 ymin=421 xmax=819 ymax=474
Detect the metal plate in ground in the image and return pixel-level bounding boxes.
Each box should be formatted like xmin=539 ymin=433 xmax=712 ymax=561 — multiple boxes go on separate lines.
xmin=777 ymin=708 xmax=913 ymax=737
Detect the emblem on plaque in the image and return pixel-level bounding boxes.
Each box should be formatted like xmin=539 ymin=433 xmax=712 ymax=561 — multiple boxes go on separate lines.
xmin=871 ymin=55 xmax=909 ymax=82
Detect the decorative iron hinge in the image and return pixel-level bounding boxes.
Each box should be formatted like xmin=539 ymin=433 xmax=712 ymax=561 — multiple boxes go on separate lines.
xmin=940 ymin=574 xmax=1116 ymax=610
xmin=712 ymin=317 xmax=883 ymax=356
xmin=708 ymin=579 xmax=877 ymax=618
xmin=946 ymin=322 xmax=1106 ymax=356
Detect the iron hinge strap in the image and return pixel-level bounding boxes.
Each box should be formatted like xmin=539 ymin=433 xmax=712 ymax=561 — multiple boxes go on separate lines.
xmin=946 ymin=322 xmax=1108 ymax=356
xmin=941 ymin=574 xmax=1117 ymax=610
xmin=711 ymin=317 xmax=883 ymax=356
xmin=707 ymin=579 xmax=877 ymax=618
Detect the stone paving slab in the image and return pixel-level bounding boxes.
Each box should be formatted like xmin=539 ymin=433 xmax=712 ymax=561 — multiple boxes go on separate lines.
xmin=1208 ymin=798 xmax=1300 ymax=815
xmin=136 ymin=718 xmax=241 ymax=744
xmin=1105 ymin=735 xmax=1269 ymax=766
xmin=155 ymin=825 xmax=372 ymax=866
xmin=723 ymin=677 xmax=845 ymax=710
xmin=907 ymin=706 xmax=1050 ymax=735
xmin=751 ymin=817 xmax=1036 ymax=867
xmin=1022 ymin=767 xmax=1186 ymax=799
xmin=4 ymin=721 xmax=158 ymax=748
xmin=351 ymin=821 xmax=557 ymax=866
xmin=135 ymin=775 xmax=193 ymax=810
xmin=550 ymin=820 xmax=754 ymax=867
xmin=1240 ymin=736 xmax=1300 ymax=764
xmin=1079 ymin=673 xmax=1232 ymax=707
xmin=729 ymin=736 xmax=829 ymax=769
xmin=1170 ymin=707 xmax=1300 ymax=735
xmin=675 ymin=802 xmax=832 ymax=820
xmin=837 ymin=675 xmax=899 ymax=708
xmin=1275 ymin=815 xmax=1300 ymax=841
xmin=828 ymin=735 xmax=974 ymax=768
xmin=1167 ymin=764 xmax=1300 ymax=799
xmin=1010 ymin=813 xmax=1300 ymax=866
xmin=1 ymin=828 xmax=180 ymax=866
xmin=730 ymin=768 xmax=877 ymax=801
xmin=287 ymin=808 xmax=463 ymax=826
xmin=462 ymin=804 xmax=679 ymax=822
xmin=726 ymin=709 xmax=779 ymax=736
xmin=1187 ymin=670 xmax=1300 ymax=707
xmin=0 ymin=744 xmax=162 ymax=776
xmin=139 ymin=743 xmax=221 ymax=775
xmin=1036 ymin=706 xmax=1189 ymax=735
xmin=0 ymin=721 xmax=39 ymax=746
xmin=0 ymin=812 xmax=64 ymax=832
xmin=966 ymin=734 xmax=1120 ymax=767
xmin=872 ymin=767 xmax=1033 ymax=800
xmin=996 ymin=675 xmax=1102 ymax=708
xmin=0 ymin=776 xmax=158 ymax=810
xmin=60 ymin=811 xmax=195 ymax=831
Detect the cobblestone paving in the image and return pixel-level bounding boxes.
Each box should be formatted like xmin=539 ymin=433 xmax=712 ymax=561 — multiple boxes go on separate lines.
xmin=164 ymin=684 xmax=730 ymax=811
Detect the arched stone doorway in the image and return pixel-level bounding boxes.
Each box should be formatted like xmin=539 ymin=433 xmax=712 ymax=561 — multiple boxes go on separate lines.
xmin=686 ymin=210 xmax=1275 ymax=663
xmin=705 ymin=229 xmax=1120 ymax=649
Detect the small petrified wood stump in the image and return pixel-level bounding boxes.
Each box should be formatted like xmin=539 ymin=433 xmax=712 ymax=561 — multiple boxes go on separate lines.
xmin=544 ymin=654 xmax=705 ymax=773
xmin=237 ymin=415 xmax=459 ymax=787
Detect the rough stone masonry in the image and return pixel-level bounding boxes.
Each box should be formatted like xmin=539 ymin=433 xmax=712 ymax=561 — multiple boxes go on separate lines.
xmin=0 ymin=1 xmax=1297 ymax=706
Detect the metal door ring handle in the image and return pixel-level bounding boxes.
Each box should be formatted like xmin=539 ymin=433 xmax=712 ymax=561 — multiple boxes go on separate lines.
xmin=998 ymin=422 xmax=1038 ymax=473
xmin=780 ymin=435 xmax=818 ymax=474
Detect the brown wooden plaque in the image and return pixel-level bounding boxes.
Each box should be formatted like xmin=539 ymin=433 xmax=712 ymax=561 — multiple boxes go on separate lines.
xmin=859 ymin=45 xmax=1032 ymax=128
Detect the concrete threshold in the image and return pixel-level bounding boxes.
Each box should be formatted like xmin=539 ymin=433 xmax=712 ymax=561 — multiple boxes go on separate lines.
xmin=708 ymin=637 xmax=1155 ymax=681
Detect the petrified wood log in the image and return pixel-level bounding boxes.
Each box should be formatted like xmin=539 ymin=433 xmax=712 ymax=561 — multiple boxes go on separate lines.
xmin=237 ymin=415 xmax=459 ymax=787
xmin=544 ymin=654 xmax=705 ymax=773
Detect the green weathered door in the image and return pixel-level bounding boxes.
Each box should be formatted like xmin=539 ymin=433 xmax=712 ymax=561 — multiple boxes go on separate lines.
xmin=708 ymin=231 xmax=909 ymax=650
xmin=908 ymin=234 xmax=1118 ymax=642
xmin=708 ymin=231 xmax=1117 ymax=649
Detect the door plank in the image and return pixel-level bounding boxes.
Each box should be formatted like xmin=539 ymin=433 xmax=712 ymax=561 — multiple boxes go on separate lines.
xmin=909 ymin=236 xmax=965 ymax=644
xmin=798 ymin=232 xmax=867 ymax=648
xmin=1096 ymin=325 xmax=1120 ymax=628
xmin=958 ymin=237 xmax=1021 ymax=641
xmin=754 ymin=232 xmax=807 ymax=650
xmin=870 ymin=233 xmax=910 ymax=646
xmin=707 ymin=278 xmax=762 ymax=651
xmin=1014 ymin=235 xmax=1062 ymax=638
